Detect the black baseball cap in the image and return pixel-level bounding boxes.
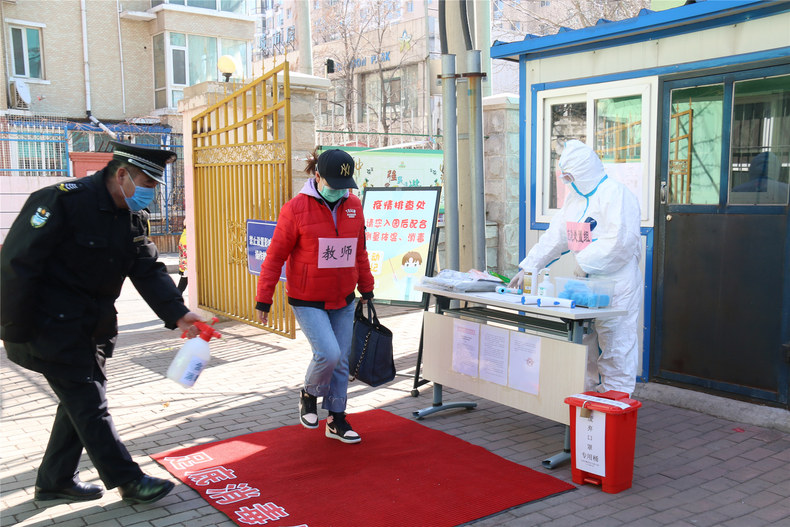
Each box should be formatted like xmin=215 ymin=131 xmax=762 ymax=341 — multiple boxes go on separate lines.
xmin=110 ymin=141 xmax=177 ymax=184
xmin=317 ymin=149 xmax=357 ymax=189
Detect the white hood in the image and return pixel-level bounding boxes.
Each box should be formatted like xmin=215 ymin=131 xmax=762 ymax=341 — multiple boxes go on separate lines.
xmin=559 ymin=140 xmax=607 ymax=196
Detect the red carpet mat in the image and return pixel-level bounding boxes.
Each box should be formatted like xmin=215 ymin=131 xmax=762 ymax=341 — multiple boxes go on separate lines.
xmin=152 ymin=409 xmax=574 ymax=527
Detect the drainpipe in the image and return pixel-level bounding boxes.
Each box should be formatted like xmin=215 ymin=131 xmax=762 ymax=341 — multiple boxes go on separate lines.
xmin=441 ymin=54 xmax=459 ymax=273
xmin=80 ymin=0 xmax=92 ymax=115
xmin=89 ymin=115 xmax=118 ymax=139
xmin=116 ymin=0 xmax=127 ymax=115
xmin=467 ymin=49 xmax=486 ymax=271
xmin=474 ymin=0 xmax=492 ymax=97
xmin=81 ymin=0 xmax=117 ymax=139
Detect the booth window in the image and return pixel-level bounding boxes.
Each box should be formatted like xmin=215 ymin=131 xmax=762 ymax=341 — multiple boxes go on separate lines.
xmin=539 ymin=80 xmax=652 ymax=221
xmin=728 ymin=74 xmax=790 ymax=206
xmin=10 ymin=25 xmax=43 ymax=79
xmin=546 ymin=101 xmax=586 ymax=211
xmin=668 ymin=85 xmax=724 ymax=205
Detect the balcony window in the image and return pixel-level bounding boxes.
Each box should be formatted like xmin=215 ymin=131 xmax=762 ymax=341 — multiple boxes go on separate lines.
xmin=10 ymin=25 xmax=43 ymax=79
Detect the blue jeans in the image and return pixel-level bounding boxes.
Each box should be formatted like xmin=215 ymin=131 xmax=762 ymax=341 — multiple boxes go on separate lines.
xmin=292 ymin=301 xmax=355 ymax=413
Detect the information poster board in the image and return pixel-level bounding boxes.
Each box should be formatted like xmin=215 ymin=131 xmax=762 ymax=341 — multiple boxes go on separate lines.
xmin=319 ymin=146 xmax=444 ymax=215
xmin=246 ymin=219 xmax=286 ymax=280
xmin=361 ymin=187 xmax=441 ymax=306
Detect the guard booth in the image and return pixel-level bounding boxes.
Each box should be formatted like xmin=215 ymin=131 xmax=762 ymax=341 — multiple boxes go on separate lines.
xmin=491 ymin=1 xmax=790 ymax=407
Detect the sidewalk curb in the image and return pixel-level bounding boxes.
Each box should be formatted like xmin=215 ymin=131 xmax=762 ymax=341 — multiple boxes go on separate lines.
xmin=634 ymin=382 xmax=790 ymax=433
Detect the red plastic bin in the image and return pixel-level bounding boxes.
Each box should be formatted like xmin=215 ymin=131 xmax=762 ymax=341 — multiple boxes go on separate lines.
xmin=564 ymin=390 xmax=641 ymax=494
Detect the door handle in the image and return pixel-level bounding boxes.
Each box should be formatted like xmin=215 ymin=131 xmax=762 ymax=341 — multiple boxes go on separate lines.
xmin=660 ymin=181 xmax=668 ymax=205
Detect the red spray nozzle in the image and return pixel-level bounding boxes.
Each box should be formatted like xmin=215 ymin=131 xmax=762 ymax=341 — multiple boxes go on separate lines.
xmin=181 ymin=317 xmax=222 ymax=341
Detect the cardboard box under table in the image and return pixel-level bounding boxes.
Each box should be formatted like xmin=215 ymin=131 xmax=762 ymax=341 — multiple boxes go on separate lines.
xmin=565 ymin=391 xmax=641 ymax=493
xmin=414 ymin=284 xmax=626 ymax=468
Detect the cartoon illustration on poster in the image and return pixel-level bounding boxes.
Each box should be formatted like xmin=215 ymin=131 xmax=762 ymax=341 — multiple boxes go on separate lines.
xmin=362 ymin=187 xmax=441 ymax=305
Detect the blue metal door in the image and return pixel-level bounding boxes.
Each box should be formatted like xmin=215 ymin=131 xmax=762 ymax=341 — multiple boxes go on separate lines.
xmin=655 ymin=65 xmax=790 ymax=406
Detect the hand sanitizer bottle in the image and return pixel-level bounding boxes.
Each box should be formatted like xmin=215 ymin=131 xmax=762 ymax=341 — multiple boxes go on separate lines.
xmin=537 ymin=269 xmax=555 ymax=297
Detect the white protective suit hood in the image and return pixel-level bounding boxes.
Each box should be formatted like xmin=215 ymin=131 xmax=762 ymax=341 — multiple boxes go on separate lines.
xmin=559 ymin=140 xmax=607 ymax=196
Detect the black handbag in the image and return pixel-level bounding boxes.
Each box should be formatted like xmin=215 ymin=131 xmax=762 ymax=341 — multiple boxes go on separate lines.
xmin=349 ymin=300 xmax=395 ymax=387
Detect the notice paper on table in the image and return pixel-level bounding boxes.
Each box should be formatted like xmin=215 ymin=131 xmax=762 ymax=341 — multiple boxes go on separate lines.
xmin=508 ymin=332 xmax=541 ymax=395
xmin=452 ymin=319 xmax=480 ymax=377
xmin=479 ymin=325 xmax=509 ymax=386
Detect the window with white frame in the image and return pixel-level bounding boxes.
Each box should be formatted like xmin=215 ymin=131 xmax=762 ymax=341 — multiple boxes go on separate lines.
xmin=9 ymin=23 xmax=44 ymax=79
xmin=535 ymin=78 xmax=657 ymax=225
xmin=151 ymin=0 xmax=249 ymax=15
xmin=153 ymin=31 xmax=248 ymax=109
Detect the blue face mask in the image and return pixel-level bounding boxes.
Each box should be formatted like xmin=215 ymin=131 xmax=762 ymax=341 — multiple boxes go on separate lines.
xmin=319 ymin=185 xmax=346 ymax=202
xmin=123 ymin=180 xmax=156 ymax=211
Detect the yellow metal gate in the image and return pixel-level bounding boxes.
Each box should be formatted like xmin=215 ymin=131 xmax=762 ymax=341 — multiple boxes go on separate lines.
xmin=192 ymin=63 xmax=295 ymax=338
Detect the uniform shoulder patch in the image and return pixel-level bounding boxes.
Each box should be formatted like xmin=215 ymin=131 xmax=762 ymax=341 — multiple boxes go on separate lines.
xmin=56 ymin=181 xmax=83 ymax=193
xmin=30 ymin=206 xmax=51 ymax=228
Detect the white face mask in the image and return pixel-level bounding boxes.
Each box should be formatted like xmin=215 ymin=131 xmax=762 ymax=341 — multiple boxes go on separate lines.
xmin=561 ymin=172 xmax=575 ymax=185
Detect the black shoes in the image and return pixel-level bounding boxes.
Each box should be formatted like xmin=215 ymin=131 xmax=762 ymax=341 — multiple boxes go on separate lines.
xmin=299 ymin=389 xmax=319 ymax=429
xmin=34 ymin=481 xmax=104 ymax=501
xmin=118 ymin=475 xmax=174 ymax=504
xmin=326 ymin=412 xmax=361 ymax=444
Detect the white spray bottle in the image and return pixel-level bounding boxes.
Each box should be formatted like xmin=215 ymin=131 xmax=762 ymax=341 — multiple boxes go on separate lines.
xmin=537 ymin=268 xmax=555 ymax=297
xmin=167 ymin=317 xmax=221 ymax=388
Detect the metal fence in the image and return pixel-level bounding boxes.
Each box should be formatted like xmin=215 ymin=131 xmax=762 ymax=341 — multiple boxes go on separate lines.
xmin=0 ymin=115 xmax=185 ymax=245
xmin=0 ymin=115 xmax=70 ymax=176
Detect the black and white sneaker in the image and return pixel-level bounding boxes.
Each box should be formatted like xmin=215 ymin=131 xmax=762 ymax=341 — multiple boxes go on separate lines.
xmin=299 ymin=389 xmax=318 ymax=429
xmin=325 ymin=412 xmax=361 ymax=444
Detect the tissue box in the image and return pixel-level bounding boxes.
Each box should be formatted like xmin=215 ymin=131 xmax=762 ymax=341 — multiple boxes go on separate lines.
xmin=555 ymin=277 xmax=615 ymax=309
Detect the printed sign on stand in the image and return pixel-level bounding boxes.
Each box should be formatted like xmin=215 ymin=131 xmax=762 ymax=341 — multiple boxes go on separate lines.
xmin=361 ymin=187 xmax=441 ymax=306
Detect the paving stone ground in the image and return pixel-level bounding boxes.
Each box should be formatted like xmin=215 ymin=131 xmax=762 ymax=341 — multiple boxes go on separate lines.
xmin=2 ymin=275 xmax=789 ymax=526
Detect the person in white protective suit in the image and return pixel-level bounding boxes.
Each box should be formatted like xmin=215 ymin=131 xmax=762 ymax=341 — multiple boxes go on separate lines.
xmin=510 ymin=140 xmax=643 ymax=395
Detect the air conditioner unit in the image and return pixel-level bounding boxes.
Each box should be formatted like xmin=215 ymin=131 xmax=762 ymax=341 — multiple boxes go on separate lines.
xmin=9 ymin=80 xmax=31 ymax=110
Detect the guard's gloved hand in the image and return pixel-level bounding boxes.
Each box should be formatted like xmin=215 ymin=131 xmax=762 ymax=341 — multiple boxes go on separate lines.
xmin=509 ymin=269 xmax=525 ymax=289
xmin=574 ymin=263 xmax=588 ymax=278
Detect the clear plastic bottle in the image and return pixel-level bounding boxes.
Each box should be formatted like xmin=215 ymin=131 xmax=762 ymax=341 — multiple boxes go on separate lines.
xmin=522 ymin=267 xmax=538 ymax=295
xmin=537 ymin=269 xmax=555 ymax=297
xmin=166 ymin=319 xmax=221 ymax=388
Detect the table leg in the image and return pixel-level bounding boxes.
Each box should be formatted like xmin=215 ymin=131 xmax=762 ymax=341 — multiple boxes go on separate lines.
xmin=413 ymin=383 xmax=477 ymax=419
xmin=542 ymin=425 xmax=572 ymax=469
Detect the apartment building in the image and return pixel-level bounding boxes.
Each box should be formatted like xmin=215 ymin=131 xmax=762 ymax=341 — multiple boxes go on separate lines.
xmin=1 ymin=0 xmax=256 ymax=245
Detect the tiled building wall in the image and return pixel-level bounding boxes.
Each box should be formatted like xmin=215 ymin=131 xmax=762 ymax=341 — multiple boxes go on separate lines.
xmin=2 ymin=1 xmax=253 ymax=121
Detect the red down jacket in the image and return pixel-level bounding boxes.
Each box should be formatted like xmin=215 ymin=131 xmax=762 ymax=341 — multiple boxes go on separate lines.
xmin=256 ymin=179 xmax=374 ymax=311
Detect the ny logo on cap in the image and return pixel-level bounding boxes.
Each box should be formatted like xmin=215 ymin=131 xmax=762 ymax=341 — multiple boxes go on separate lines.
xmin=341 ymin=163 xmax=351 ymax=176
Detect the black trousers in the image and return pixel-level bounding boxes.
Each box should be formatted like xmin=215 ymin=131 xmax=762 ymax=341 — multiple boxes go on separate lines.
xmin=37 ymin=374 xmax=143 ymax=490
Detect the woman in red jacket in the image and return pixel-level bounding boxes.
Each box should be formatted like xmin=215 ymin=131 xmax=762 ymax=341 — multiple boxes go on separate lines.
xmin=256 ymin=149 xmax=374 ymax=444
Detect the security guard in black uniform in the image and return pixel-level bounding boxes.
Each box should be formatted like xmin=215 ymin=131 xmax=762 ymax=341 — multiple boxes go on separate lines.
xmin=1 ymin=141 xmax=202 ymax=505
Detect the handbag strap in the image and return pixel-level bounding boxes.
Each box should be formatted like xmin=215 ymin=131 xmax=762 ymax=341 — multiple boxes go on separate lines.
xmin=355 ymin=299 xmax=380 ymax=326
xmin=349 ymin=326 xmax=373 ymax=382
xmin=365 ymin=300 xmax=379 ymax=326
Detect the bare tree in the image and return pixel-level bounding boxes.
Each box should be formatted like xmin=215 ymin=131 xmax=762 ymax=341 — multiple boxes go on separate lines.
xmin=312 ymin=0 xmax=373 ymax=134
xmin=361 ymin=0 xmax=423 ymax=146
xmin=495 ymin=0 xmax=650 ymax=39
xmin=490 ymin=0 xmax=650 ymax=94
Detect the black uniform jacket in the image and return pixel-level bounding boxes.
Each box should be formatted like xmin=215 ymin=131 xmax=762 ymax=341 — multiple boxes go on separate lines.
xmin=0 ymin=169 xmax=189 ymax=380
